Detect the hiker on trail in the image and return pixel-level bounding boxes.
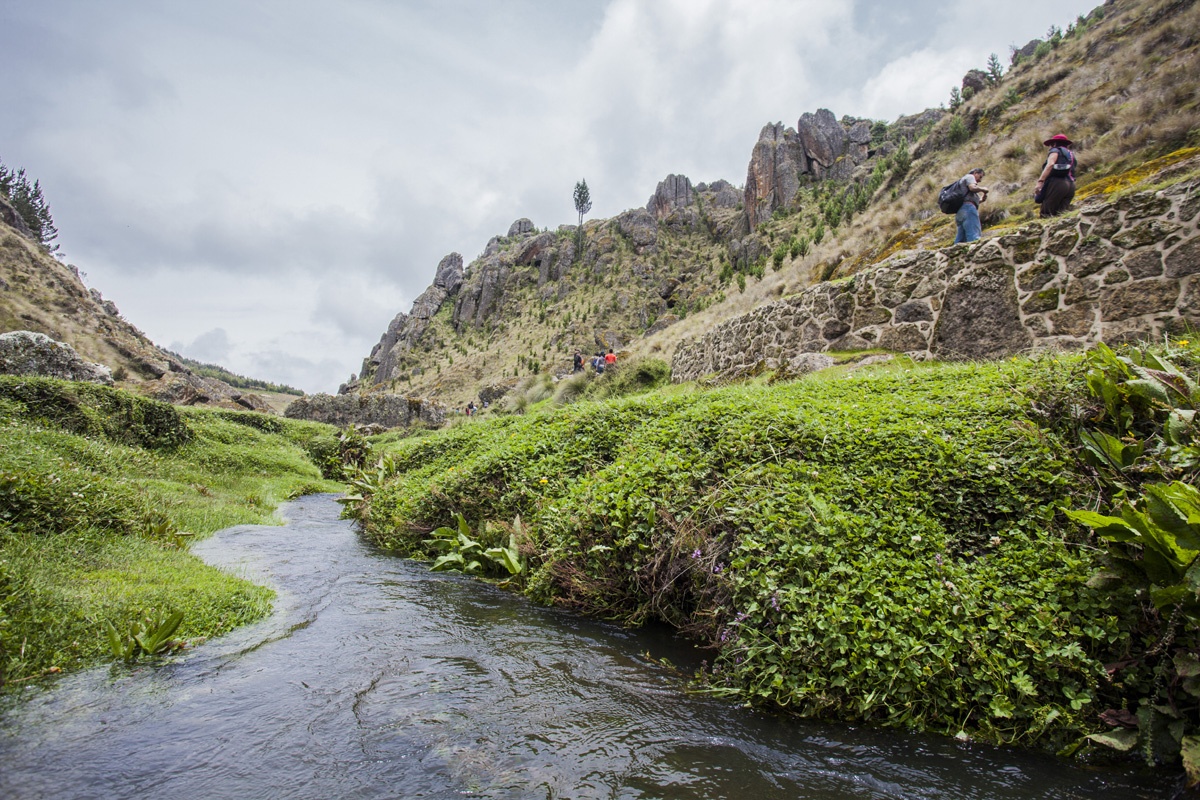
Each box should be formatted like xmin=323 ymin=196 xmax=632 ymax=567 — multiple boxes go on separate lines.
xmin=953 ymin=168 xmax=989 ymax=245
xmin=604 ymin=349 xmax=616 ymax=367
xmin=1035 ymin=134 xmax=1076 ymax=218
xmin=573 ymin=350 xmax=583 ymax=373
xmin=593 ymin=352 xmax=605 ymax=374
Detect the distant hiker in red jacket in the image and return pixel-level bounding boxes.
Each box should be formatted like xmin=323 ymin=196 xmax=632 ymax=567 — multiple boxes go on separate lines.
xmin=604 ymin=349 xmax=616 ymax=366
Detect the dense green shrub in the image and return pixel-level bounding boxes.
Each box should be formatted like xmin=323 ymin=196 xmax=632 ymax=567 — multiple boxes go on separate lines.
xmin=0 ymin=376 xmax=192 ymax=450
xmin=348 ymin=357 xmax=1140 ymax=748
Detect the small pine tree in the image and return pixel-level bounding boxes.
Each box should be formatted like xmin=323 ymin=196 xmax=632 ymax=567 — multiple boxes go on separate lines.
xmin=573 ymin=179 xmax=592 ymax=228
xmin=949 ymin=87 xmax=962 ymax=111
xmin=986 ymin=53 xmax=1003 ymax=85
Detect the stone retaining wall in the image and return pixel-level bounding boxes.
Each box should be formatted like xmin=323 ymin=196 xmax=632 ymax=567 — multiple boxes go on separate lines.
xmin=284 ymin=392 xmax=445 ymax=429
xmin=672 ymin=180 xmax=1200 ymax=381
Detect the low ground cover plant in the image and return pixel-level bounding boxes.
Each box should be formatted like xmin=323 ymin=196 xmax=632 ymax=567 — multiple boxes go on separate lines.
xmin=0 ymin=377 xmax=342 ymax=686
xmin=345 ymin=353 xmax=1172 ymax=753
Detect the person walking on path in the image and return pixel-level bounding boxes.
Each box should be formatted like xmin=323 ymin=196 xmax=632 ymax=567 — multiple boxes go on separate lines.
xmin=1035 ymin=134 xmax=1076 ymax=218
xmin=953 ymin=168 xmax=989 ymax=245
xmin=604 ymin=349 xmax=616 ymax=367
xmin=573 ymin=350 xmax=583 ymax=373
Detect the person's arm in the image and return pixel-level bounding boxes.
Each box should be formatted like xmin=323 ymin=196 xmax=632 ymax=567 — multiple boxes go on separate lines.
xmin=1036 ymin=151 xmax=1059 ymax=190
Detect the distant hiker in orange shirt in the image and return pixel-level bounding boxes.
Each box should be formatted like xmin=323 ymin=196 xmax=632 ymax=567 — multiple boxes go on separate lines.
xmin=604 ymin=349 xmax=616 ymax=367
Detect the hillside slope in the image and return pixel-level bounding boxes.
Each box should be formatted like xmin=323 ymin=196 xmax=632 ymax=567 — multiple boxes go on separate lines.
xmin=0 ymin=208 xmax=273 ymax=412
xmin=346 ymin=0 xmax=1198 ymax=410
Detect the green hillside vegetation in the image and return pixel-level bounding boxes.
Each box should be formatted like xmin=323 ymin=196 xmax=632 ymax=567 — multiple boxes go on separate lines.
xmin=343 ymin=340 xmax=1200 ymax=774
xmin=165 ymin=349 xmax=305 ymax=396
xmin=0 ymin=377 xmax=343 ymax=686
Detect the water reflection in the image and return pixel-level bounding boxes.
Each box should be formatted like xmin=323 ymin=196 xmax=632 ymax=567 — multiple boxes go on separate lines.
xmin=0 ymin=495 xmax=1175 ymax=799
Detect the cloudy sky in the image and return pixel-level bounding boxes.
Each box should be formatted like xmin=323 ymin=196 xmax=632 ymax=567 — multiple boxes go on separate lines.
xmin=1 ymin=0 xmax=1098 ymax=393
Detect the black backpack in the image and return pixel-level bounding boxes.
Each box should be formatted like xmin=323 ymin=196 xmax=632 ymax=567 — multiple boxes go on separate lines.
xmin=938 ymin=178 xmax=968 ymax=214
xmin=1049 ymin=147 xmax=1075 ymax=178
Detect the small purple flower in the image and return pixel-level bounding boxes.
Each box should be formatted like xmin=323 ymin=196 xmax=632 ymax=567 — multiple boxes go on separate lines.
xmin=770 ymin=593 xmax=780 ymax=611
xmin=712 ymin=563 xmax=724 ymax=574
xmin=935 ymin=554 xmax=944 ymax=567
xmin=691 ymin=548 xmax=702 ymax=559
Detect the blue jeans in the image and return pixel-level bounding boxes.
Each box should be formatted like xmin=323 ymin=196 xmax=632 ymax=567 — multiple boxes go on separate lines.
xmin=954 ymin=203 xmax=981 ymax=243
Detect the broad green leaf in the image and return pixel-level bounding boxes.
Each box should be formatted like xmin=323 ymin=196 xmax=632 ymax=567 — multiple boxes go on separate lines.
xmin=1086 ymin=729 xmax=1139 ymax=752
xmin=1063 ymin=508 xmax=1139 ymax=542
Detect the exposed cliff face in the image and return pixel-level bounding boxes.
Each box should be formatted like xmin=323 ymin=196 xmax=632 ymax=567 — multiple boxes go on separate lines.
xmin=359 ymin=252 xmax=464 ymax=386
xmin=743 ymin=109 xmax=894 ymax=230
xmin=673 ymin=176 xmax=1200 ymax=381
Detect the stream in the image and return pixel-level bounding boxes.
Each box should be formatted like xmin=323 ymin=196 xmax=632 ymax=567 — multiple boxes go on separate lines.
xmin=0 ymin=494 xmax=1178 ymax=799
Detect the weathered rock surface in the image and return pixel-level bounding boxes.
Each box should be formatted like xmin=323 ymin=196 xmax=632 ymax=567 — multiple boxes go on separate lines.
xmin=673 ymin=180 xmax=1200 ymax=381
xmin=0 ymin=330 xmax=113 ymax=383
xmin=143 ymin=371 xmax=273 ymax=412
xmin=360 ymin=253 xmax=465 ymax=385
xmin=285 ymin=392 xmax=445 ymax=429
xmin=0 ymin=197 xmax=35 ymax=241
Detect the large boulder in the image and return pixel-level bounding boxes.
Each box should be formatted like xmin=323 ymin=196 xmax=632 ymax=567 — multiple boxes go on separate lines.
xmin=795 ymin=109 xmax=846 ymax=174
xmin=0 ymin=330 xmax=113 ymax=384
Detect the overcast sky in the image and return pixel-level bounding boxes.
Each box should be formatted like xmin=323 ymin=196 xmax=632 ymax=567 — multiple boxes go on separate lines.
xmin=0 ymin=0 xmax=1099 ymax=393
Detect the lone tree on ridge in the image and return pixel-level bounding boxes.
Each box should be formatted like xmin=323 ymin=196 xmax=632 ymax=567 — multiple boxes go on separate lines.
xmin=573 ymin=179 xmax=592 ymax=228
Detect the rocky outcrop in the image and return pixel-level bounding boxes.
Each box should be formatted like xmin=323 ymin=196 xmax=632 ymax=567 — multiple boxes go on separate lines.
xmin=285 ymin=392 xmax=445 ymax=429
xmin=0 ymin=197 xmax=35 ymax=241
xmin=743 ymin=109 xmax=885 ymax=230
xmin=647 ymin=175 xmax=694 ymax=218
xmin=0 ymin=330 xmax=113 ymax=383
xmin=744 ymin=122 xmax=808 ymax=228
xmin=142 ymin=371 xmax=272 ymax=412
xmin=673 ymin=180 xmax=1200 ymax=381
xmin=360 ymin=252 xmax=465 ymax=385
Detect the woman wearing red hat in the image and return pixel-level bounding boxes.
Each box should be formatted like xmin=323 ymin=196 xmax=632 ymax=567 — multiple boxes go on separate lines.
xmin=1035 ymin=134 xmax=1076 ymax=217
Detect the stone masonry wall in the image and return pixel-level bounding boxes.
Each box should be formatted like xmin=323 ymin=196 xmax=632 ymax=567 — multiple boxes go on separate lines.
xmin=672 ymin=180 xmax=1200 ymax=381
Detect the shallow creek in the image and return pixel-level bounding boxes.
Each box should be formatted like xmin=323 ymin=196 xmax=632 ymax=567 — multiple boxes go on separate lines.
xmin=0 ymin=495 xmax=1177 ymax=799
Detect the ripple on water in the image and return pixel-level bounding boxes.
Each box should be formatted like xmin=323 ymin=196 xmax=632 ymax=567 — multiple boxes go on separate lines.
xmin=0 ymin=495 xmax=1179 ymax=800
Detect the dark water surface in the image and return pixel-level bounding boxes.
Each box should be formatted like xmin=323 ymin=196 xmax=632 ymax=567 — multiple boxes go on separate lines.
xmin=0 ymin=495 xmax=1177 ymax=799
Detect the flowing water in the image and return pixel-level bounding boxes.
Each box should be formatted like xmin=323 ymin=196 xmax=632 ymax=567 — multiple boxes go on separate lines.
xmin=0 ymin=495 xmax=1179 ymax=799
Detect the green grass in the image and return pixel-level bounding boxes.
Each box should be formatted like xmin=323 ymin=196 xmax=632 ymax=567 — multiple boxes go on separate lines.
xmin=0 ymin=377 xmax=342 ymax=686
xmin=346 ymin=354 xmax=1145 ymax=749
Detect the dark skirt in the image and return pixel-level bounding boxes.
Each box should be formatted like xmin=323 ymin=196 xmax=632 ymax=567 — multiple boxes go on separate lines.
xmin=1040 ymin=177 xmax=1075 ymax=217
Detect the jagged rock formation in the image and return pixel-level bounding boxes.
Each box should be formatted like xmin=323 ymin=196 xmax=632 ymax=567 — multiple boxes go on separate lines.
xmin=357 ymin=253 xmax=465 ymax=387
xmin=673 ymin=180 xmax=1200 ymax=381
xmin=0 ymin=330 xmax=114 ymax=383
xmin=743 ymin=110 xmax=876 ymax=229
xmin=284 ymin=392 xmax=444 ymax=429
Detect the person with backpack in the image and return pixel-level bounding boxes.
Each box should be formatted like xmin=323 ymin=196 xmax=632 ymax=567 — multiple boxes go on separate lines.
xmin=952 ymin=168 xmax=989 ymax=244
xmin=1035 ymin=133 xmax=1076 ymax=217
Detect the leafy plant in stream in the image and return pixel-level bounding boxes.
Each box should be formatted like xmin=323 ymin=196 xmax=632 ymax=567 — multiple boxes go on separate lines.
xmin=423 ymin=513 xmax=526 ymax=582
xmin=105 ymin=608 xmax=185 ymax=661
xmin=1062 ymin=341 xmax=1200 ymax=781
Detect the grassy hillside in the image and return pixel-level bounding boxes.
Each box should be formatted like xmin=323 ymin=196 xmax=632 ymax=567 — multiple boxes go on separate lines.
xmin=0 ymin=377 xmax=344 ymax=686
xmin=343 ymin=340 xmax=1200 ymax=772
xmin=359 ymin=0 xmax=1199 ymax=409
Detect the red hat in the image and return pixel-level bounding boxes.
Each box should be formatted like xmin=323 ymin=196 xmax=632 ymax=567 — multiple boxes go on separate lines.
xmin=1043 ymin=133 xmax=1073 ymax=146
